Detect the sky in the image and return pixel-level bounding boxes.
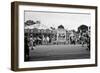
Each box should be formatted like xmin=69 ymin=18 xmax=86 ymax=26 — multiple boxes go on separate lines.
xmin=24 ymin=11 xmax=91 ymax=31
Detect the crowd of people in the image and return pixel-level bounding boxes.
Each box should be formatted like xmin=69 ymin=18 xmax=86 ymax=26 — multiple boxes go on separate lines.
xmin=69 ymin=33 xmax=90 ymax=51
xmin=80 ymin=33 xmax=90 ymax=51
xmin=24 ymin=33 xmax=52 ymax=60
xmin=24 ymin=32 xmax=90 ymax=61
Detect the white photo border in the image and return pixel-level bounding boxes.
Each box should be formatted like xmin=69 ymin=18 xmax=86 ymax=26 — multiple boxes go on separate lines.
xmin=18 ymin=5 xmax=96 ymax=68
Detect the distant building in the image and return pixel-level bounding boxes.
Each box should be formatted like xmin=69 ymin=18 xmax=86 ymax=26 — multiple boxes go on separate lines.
xmin=52 ymin=25 xmax=66 ymax=43
xmin=56 ymin=25 xmax=66 ymax=44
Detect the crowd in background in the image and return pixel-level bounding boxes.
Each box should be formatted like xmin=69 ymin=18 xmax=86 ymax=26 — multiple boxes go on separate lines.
xmin=24 ymin=27 xmax=90 ymax=61
xmin=24 ymin=32 xmax=90 ymax=61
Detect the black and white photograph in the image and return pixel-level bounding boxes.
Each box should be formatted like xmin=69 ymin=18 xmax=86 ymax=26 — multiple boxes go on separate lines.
xmin=24 ymin=11 xmax=91 ymax=62
xmin=11 ymin=2 xmax=97 ymax=71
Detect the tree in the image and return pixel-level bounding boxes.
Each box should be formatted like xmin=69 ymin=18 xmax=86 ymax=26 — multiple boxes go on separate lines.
xmin=25 ymin=20 xmax=36 ymax=26
xmin=36 ymin=20 xmax=40 ymax=24
xmin=50 ymin=27 xmax=55 ymax=30
xmin=58 ymin=25 xmax=64 ymax=29
xmin=78 ymin=25 xmax=88 ymax=33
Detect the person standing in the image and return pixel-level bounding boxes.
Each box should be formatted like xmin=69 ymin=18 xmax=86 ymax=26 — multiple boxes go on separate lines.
xmin=47 ymin=36 xmax=50 ymax=45
xmin=24 ymin=36 xmax=29 ymax=61
xmin=28 ymin=35 xmax=36 ymax=50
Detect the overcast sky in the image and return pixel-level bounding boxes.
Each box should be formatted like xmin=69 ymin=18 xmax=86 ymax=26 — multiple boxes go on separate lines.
xmin=24 ymin=11 xmax=91 ymax=31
